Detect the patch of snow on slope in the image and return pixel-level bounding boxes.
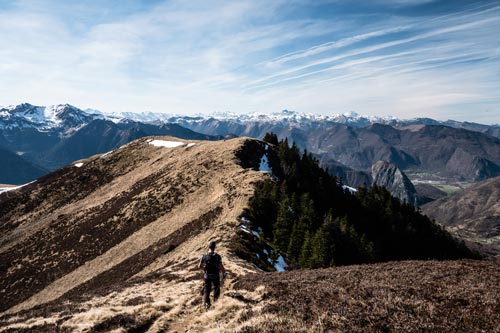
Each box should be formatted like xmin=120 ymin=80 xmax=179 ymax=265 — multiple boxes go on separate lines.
xmin=342 ymin=185 xmax=358 ymax=193
xmin=274 ymin=255 xmax=287 ymax=272
xmin=239 ymin=224 xmax=252 ymax=235
xmin=101 ymin=150 xmax=113 ymax=157
xmin=187 ymin=143 xmax=196 ymax=147
xmin=74 ymin=163 xmax=84 ymax=168
xmin=240 ymin=216 xmax=251 ymax=224
xmin=0 ymin=181 xmax=35 ymax=193
xmin=259 ymin=153 xmax=272 ymax=173
xmin=0 ymin=187 xmax=19 ymax=193
xmin=149 ymin=140 xmax=186 ymax=148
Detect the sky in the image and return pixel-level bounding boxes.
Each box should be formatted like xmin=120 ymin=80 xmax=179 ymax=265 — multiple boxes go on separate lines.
xmin=0 ymin=0 xmax=499 ymax=124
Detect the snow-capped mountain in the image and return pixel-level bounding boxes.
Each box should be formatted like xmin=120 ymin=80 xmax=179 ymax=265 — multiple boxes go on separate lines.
xmin=0 ymin=103 xmax=104 ymax=133
xmin=99 ymin=108 xmax=500 ymax=138
xmin=100 ymin=108 xmax=395 ymax=127
xmin=2 ymin=103 xmax=500 ymax=186
xmin=2 ymin=103 xmax=498 ymax=137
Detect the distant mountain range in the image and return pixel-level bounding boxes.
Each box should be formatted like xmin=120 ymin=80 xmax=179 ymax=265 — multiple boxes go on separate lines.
xmin=2 ymin=103 xmax=500 ymax=188
xmin=95 ymin=108 xmax=500 ymax=138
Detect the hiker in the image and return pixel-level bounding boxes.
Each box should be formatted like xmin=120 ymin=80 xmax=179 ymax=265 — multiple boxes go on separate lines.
xmin=199 ymin=241 xmax=226 ymax=308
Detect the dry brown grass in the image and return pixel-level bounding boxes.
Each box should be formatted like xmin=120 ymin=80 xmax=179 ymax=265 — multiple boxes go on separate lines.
xmin=234 ymin=260 xmax=500 ymax=333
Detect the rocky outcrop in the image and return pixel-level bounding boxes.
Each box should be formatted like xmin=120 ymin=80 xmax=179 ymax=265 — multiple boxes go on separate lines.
xmin=371 ymin=160 xmax=417 ymax=205
xmin=320 ymin=158 xmax=372 ymax=187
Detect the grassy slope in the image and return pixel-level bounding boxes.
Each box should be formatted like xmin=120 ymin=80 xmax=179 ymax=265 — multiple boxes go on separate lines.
xmin=234 ymin=260 xmax=499 ymax=333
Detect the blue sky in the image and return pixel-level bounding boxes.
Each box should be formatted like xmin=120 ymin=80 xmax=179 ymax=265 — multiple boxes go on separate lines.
xmin=0 ymin=0 xmax=499 ymax=123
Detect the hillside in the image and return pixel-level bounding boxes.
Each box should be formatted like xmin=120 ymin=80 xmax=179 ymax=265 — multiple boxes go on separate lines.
xmin=1 ymin=260 xmax=497 ymax=333
xmin=0 ymin=137 xmax=267 ymax=313
xmin=0 ymin=136 xmax=495 ymax=332
xmin=422 ymin=176 xmax=500 ymax=258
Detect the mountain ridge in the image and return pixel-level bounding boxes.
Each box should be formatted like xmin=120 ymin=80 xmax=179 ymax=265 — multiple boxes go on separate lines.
xmin=2 ymin=103 xmax=499 ymax=136
xmin=0 ymin=136 xmax=267 ymax=314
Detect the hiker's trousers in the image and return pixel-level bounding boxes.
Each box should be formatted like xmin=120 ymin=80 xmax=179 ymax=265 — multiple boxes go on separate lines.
xmin=204 ymin=275 xmax=220 ymax=305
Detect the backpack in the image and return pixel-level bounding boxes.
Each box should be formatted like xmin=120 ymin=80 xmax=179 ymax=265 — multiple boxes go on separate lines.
xmin=204 ymin=253 xmax=221 ymax=275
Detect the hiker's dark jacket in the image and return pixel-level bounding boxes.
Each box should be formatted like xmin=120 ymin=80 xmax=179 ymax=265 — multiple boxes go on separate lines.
xmin=199 ymin=252 xmax=223 ymax=279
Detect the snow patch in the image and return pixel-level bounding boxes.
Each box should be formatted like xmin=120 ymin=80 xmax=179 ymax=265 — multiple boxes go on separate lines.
xmin=274 ymin=255 xmax=287 ymax=272
xmin=101 ymin=150 xmax=113 ymax=157
xmin=0 ymin=181 xmax=35 ymax=193
xmin=239 ymin=225 xmax=252 ymax=235
xmin=74 ymin=162 xmax=84 ymax=168
xmin=149 ymin=140 xmax=186 ymax=148
xmin=240 ymin=216 xmax=251 ymax=224
xmin=259 ymin=153 xmax=272 ymax=173
xmin=187 ymin=143 xmax=196 ymax=147
xmin=342 ymin=185 xmax=358 ymax=193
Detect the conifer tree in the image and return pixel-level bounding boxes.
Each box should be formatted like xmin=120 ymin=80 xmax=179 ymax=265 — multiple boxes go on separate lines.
xmin=299 ymin=230 xmax=313 ymax=268
xmin=273 ymin=196 xmax=295 ymax=251
xmin=263 ymin=132 xmax=279 ymax=145
xmin=310 ymin=215 xmax=336 ymax=268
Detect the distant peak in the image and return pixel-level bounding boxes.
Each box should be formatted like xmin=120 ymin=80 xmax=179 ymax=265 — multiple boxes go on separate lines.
xmin=343 ymin=111 xmax=360 ymax=118
xmin=279 ymin=109 xmax=296 ymax=115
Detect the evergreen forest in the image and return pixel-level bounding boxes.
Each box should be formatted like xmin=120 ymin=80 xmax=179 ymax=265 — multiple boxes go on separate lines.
xmin=243 ymin=133 xmax=478 ymax=269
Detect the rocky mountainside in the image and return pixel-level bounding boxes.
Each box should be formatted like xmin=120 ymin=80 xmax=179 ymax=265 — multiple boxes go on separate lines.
xmin=371 ymin=160 xmax=418 ymax=205
xmin=0 ymin=136 xmax=497 ymax=332
xmin=170 ymin=114 xmax=500 ymax=183
xmin=422 ymin=176 xmax=500 ymax=258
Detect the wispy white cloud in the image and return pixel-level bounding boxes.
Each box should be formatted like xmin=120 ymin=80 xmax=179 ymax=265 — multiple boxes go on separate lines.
xmin=260 ymin=25 xmax=412 ymax=67
xmin=0 ymin=0 xmax=499 ymax=123
xmin=244 ymin=13 xmax=500 ymax=89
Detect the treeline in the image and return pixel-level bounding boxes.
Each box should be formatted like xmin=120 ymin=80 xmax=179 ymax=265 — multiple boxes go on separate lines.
xmin=245 ymin=133 xmax=477 ymax=269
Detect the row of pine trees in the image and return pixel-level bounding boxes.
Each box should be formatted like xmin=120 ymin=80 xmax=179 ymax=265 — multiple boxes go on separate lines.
xmin=245 ymin=133 xmax=477 ymax=269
